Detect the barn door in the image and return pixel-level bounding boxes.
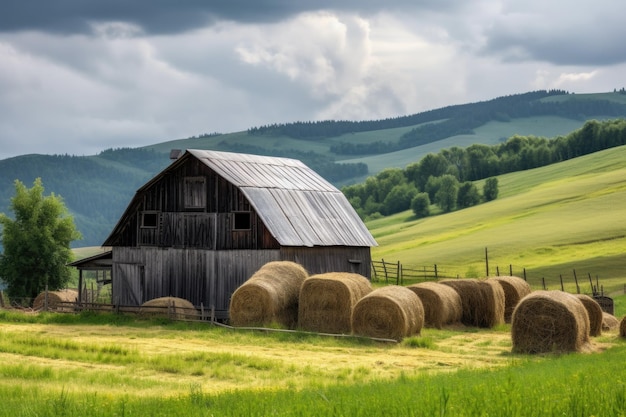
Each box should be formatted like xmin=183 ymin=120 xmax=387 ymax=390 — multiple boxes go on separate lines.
xmin=114 ymin=263 xmax=144 ymax=306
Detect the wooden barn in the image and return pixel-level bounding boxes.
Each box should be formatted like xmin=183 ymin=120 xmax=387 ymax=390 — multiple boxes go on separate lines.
xmin=102 ymin=149 xmax=377 ymax=319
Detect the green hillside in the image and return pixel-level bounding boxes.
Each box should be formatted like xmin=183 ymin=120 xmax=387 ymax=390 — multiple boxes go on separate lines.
xmin=368 ymin=144 xmax=626 ymax=293
xmin=1 ymin=90 xmax=626 ymax=246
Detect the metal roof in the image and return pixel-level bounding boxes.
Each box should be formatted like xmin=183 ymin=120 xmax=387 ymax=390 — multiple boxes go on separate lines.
xmin=103 ymin=150 xmax=377 ymax=248
xmin=187 ymin=150 xmax=377 ymax=247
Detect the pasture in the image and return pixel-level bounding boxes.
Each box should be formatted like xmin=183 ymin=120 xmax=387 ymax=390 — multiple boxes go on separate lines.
xmin=0 ymin=309 xmax=625 ymax=416
xmin=369 ymin=145 xmax=626 ymax=294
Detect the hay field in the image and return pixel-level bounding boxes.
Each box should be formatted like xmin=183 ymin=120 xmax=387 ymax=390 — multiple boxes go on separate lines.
xmin=0 ymin=315 xmax=520 ymax=398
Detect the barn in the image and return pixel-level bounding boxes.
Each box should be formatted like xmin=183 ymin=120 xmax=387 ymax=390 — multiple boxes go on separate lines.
xmin=102 ymin=149 xmax=377 ymax=319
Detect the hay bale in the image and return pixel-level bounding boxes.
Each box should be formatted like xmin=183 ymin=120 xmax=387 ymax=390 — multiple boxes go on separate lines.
xmin=406 ymin=281 xmax=462 ymax=328
xmin=140 ymin=297 xmax=199 ymax=320
xmin=229 ymin=261 xmax=308 ymax=328
xmin=351 ymin=285 xmax=424 ymax=341
xmin=620 ymin=316 xmax=626 ymax=338
xmin=439 ymin=279 xmax=505 ymax=328
xmin=487 ymin=276 xmax=532 ymax=323
xmin=573 ymin=294 xmax=603 ymax=337
xmin=511 ymin=290 xmax=591 ymax=354
xmin=33 ymin=289 xmax=78 ymax=311
xmin=602 ymin=312 xmax=619 ymax=331
xmin=298 ymin=272 xmax=372 ymax=334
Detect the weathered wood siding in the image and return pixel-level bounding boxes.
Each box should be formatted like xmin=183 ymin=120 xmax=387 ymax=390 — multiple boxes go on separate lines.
xmin=111 ymin=247 xmax=280 ymax=315
xmin=112 ymin=158 xmax=280 ymax=250
xmin=280 ymin=246 xmax=372 ymax=279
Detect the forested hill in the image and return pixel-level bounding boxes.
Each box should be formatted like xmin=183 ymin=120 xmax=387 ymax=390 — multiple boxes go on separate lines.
xmin=1 ymin=90 xmax=626 ymax=247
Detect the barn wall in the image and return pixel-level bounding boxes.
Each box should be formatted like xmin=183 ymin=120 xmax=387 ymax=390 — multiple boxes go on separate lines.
xmin=280 ymin=246 xmax=372 ymax=279
xmin=111 ymin=247 xmax=280 ymax=315
xmin=116 ymin=159 xmax=281 ymax=250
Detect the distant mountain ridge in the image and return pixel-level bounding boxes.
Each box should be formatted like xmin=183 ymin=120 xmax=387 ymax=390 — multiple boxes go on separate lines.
xmin=1 ymin=90 xmax=626 ymax=247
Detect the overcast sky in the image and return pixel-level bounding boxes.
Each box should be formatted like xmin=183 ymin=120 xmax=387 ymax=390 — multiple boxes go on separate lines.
xmin=1 ymin=0 xmax=625 ymax=160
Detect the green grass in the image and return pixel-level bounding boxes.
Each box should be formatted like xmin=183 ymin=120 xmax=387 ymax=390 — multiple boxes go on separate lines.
xmin=369 ymin=145 xmax=626 ymax=293
xmin=0 ymin=311 xmax=625 ymax=416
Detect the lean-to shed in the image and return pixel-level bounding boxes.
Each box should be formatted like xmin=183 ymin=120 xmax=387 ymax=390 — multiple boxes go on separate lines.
xmin=102 ymin=149 xmax=377 ymax=319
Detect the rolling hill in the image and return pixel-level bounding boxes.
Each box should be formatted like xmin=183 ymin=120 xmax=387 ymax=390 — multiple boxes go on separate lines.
xmin=1 ymin=90 xmax=626 ymax=246
xmin=368 ymin=144 xmax=626 ymax=292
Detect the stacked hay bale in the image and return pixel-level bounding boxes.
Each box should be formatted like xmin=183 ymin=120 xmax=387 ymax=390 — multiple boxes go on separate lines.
xmin=406 ymin=281 xmax=462 ymax=328
xmin=486 ymin=276 xmax=532 ymax=323
xmin=298 ymin=272 xmax=372 ymax=334
xmin=439 ymin=279 xmax=505 ymax=328
xmin=351 ymin=285 xmax=424 ymax=341
xmin=573 ymin=294 xmax=603 ymax=336
xmin=229 ymin=261 xmax=308 ymax=328
xmin=511 ymin=290 xmax=591 ymax=354
xmin=33 ymin=289 xmax=78 ymax=311
xmin=140 ymin=297 xmax=199 ymax=320
xmin=602 ymin=312 xmax=619 ymax=331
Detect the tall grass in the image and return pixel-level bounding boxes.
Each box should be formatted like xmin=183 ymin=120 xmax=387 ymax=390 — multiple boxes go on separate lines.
xmin=1 ymin=342 xmax=625 ymax=416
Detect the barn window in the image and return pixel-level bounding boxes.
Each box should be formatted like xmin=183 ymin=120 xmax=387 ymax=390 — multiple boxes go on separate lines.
xmin=184 ymin=177 xmax=206 ymax=209
xmin=233 ymin=212 xmax=251 ymax=230
xmin=141 ymin=212 xmax=159 ymax=228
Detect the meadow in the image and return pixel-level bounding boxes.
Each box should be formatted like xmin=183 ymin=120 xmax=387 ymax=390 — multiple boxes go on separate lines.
xmin=0 ymin=309 xmax=626 ymax=417
xmin=368 ymin=144 xmax=626 ymax=294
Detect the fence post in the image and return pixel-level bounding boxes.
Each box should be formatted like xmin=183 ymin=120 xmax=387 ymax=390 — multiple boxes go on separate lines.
xmin=397 ymin=261 xmax=401 ymax=285
xmin=523 ymin=268 xmax=527 ymax=281
xmin=542 ymin=277 xmax=546 ymax=290
xmin=496 ymin=266 xmax=500 ymax=276
xmin=485 ymin=247 xmax=489 ymax=277
xmin=559 ymin=275 xmax=564 ymax=291
xmin=509 ymin=265 xmax=513 ymax=276
xmin=573 ymin=269 xmax=580 ymax=294
xmin=434 ymin=264 xmax=438 ymax=280
xmin=0 ymin=291 xmax=4 ymax=308
xmin=371 ymin=261 xmax=378 ymax=281
xmin=382 ymin=259 xmax=389 ymax=283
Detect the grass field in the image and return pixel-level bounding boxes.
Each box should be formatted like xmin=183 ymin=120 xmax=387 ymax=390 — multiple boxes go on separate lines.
xmin=0 ymin=310 xmax=625 ymax=416
xmin=368 ymin=145 xmax=626 ymax=294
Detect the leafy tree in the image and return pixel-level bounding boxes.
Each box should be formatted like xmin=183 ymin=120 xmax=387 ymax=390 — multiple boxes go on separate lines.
xmin=457 ymin=182 xmax=481 ymax=208
xmin=383 ymin=183 xmax=418 ymax=215
xmin=483 ymin=177 xmax=499 ymax=201
xmin=411 ymin=193 xmax=431 ymax=218
xmin=434 ymin=174 xmax=459 ymax=213
xmin=0 ymin=178 xmax=81 ymax=303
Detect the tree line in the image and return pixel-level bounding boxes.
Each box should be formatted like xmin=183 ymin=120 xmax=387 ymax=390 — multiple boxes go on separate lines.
xmin=245 ymin=89 xmax=626 ymax=151
xmin=342 ymin=118 xmax=626 ymax=219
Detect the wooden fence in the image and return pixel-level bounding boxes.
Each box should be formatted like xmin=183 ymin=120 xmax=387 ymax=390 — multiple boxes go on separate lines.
xmin=371 ymin=259 xmax=457 ymax=284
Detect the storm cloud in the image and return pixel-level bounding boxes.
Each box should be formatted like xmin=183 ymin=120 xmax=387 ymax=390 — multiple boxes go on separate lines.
xmin=0 ymin=0 xmax=625 ymax=160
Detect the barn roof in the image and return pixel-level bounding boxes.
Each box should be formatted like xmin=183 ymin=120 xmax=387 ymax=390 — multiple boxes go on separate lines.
xmin=104 ymin=149 xmax=377 ymax=248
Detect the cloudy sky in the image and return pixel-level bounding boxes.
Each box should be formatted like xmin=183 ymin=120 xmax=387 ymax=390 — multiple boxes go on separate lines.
xmin=0 ymin=0 xmax=625 ymax=160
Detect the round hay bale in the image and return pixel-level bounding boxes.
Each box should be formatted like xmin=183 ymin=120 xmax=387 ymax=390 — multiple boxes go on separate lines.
xmin=602 ymin=312 xmax=619 ymax=331
xmin=620 ymin=316 xmax=626 ymax=338
xmin=298 ymin=272 xmax=372 ymax=334
xmin=33 ymin=289 xmax=78 ymax=311
xmin=140 ymin=297 xmax=199 ymax=320
xmin=511 ymin=290 xmax=591 ymax=354
xmin=487 ymin=276 xmax=532 ymax=323
xmin=229 ymin=261 xmax=308 ymax=328
xmin=439 ymin=279 xmax=505 ymax=328
xmin=406 ymin=281 xmax=462 ymax=328
xmin=351 ymin=285 xmax=424 ymax=341
xmin=573 ymin=294 xmax=603 ymax=336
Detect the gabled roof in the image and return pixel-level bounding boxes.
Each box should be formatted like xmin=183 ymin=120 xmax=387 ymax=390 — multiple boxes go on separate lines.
xmin=104 ymin=149 xmax=377 ymax=248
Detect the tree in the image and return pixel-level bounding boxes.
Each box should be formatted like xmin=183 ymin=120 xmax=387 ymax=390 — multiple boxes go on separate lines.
xmin=434 ymin=174 xmax=459 ymax=213
xmin=411 ymin=192 xmax=431 ymax=218
xmin=457 ymin=182 xmax=481 ymax=208
xmin=0 ymin=178 xmax=81 ymax=303
xmin=483 ymin=177 xmax=499 ymax=201
xmin=382 ymin=183 xmax=418 ymax=215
